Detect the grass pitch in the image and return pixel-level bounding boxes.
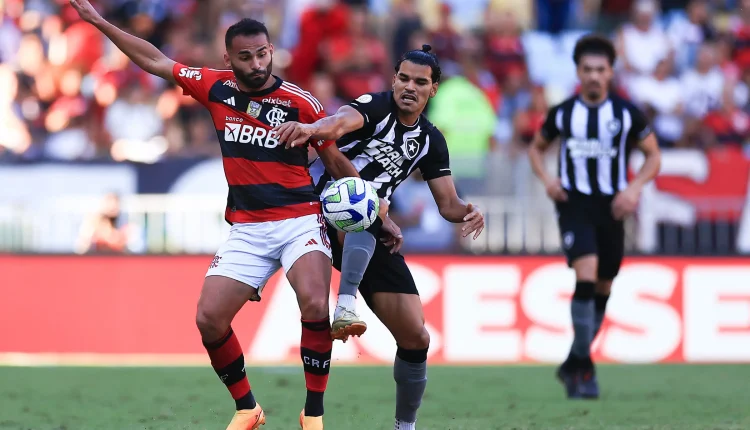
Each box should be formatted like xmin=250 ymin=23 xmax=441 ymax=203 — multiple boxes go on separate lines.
xmin=0 ymin=364 xmax=748 ymax=429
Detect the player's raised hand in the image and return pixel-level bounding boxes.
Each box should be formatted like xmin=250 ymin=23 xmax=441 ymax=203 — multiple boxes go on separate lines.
xmin=462 ymin=203 xmax=485 ymax=240
xmin=70 ymin=0 xmax=103 ymax=24
xmin=274 ymin=122 xmax=314 ymax=149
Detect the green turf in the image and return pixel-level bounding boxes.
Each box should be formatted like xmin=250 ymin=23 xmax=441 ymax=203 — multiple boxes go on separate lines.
xmin=0 ymin=365 xmax=749 ymax=429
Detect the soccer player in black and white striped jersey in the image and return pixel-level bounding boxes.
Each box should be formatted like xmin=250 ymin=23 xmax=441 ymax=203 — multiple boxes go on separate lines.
xmin=528 ymin=34 xmax=661 ymax=399
xmin=275 ymin=45 xmax=485 ymax=430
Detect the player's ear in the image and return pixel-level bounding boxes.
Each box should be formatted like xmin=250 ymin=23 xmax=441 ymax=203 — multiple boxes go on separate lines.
xmin=429 ymin=83 xmax=438 ymax=98
xmin=269 ymin=43 xmax=274 ymax=55
xmin=223 ymin=52 xmax=231 ymax=68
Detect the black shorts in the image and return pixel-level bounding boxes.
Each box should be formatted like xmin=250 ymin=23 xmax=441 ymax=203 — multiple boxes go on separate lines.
xmin=325 ymin=217 xmax=419 ymax=312
xmin=555 ymin=194 xmax=625 ymax=280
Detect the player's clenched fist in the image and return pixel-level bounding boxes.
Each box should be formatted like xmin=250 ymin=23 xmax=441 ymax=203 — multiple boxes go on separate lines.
xmin=274 ymin=121 xmax=315 ymax=149
xmin=69 ymin=0 xmax=103 ymax=24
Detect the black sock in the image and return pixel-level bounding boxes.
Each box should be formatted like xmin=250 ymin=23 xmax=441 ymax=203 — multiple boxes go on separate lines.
xmin=304 ymin=391 xmax=325 ymax=417
xmin=593 ymin=293 xmax=610 ymax=339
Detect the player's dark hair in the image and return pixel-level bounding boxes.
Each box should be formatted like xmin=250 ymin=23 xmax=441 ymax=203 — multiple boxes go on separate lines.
xmin=396 ymin=44 xmax=442 ymax=83
xmin=225 ymin=19 xmax=270 ymax=49
xmin=573 ymin=34 xmax=616 ymax=66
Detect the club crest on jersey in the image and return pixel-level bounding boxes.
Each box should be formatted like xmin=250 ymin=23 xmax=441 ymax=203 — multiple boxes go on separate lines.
xmin=401 ymin=138 xmax=420 ymax=160
xmin=247 ymin=101 xmax=262 ymax=118
xmin=266 ymin=106 xmax=287 ymax=127
xmin=607 ymin=118 xmax=622 ymax=135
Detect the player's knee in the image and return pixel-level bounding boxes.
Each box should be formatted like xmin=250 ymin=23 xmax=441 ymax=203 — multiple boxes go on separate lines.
xmin=195 ymin=306 xmax=229 ymax=340
xmin=572 ymin=254 xmax=598 ymax=281
xmin=397 ymin=326 xmax=430 ymax=351
xmin=299 ymin=294 xmax=329 ymax=321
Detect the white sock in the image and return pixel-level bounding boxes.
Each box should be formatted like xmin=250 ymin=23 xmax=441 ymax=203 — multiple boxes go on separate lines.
xmin=395 ymin=419 xmax=416 ymax=430
xmin=334 ymin=294 xmax=356 ymax=319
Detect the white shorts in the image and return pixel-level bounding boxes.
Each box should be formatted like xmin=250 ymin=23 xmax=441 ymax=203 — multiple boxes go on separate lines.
xmin=206 ymin=214 xmax=332 ymax=296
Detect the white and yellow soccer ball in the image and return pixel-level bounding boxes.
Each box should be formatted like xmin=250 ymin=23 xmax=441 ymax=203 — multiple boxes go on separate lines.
xmin=321 ymin=177 xmax=380 ymax=233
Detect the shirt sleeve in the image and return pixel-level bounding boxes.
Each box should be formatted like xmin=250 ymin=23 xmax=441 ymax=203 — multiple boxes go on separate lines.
xmin=418 ymin=129 xmax=451 ymax=181
xmin=540 ymin=106 xmax=560 ymax=141
xmin=172 ymin=63 xmax=212 ymax=105
xmin=346 ymin=92 xmax=393 ymax=136
xmin=628 ymin=103 xmax=653 ymax=141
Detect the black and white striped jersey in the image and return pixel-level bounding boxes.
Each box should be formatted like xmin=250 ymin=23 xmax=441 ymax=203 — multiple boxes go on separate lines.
xmin=541 ymin=94 xmax=652 ymax=196
xmin=311 ymin=91 xmax=452 ymax=201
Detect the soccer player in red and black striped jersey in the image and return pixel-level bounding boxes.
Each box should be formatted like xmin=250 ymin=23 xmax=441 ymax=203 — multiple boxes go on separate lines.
xmin=69 ymin=1 xmax=394 ymax=429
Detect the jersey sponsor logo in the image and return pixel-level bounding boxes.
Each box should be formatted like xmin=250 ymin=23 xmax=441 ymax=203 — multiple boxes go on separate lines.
xmin=262 ymin=97 xmax=292 ymax=108
xmin=566 ymin=138 xmax=617 ymax=159
xmin=402 ymin=138 xmax=420 ymax=160
xmin=247 ymin=101 xmax=262 ymax=118
xmin=355 ymin=94 xmax=373 ymax=103
xmin=315 ymin=140 xmax=325 ymax=147
xmin=266 ymin=106 xmax=288 ymax=127
xmin=224 ymin=122 xmax=281 ymax=148
xmin=223 ymin=97 xmax=235 ymax=106
xmin=370 ymin=142 xmax=404 ymax=177
xmin=178 ymin=67 xmax=202 ymax=81
xmin=225 ymin=116 xmax=243 ymax=123
xmin=223 ymin=80 xmax=239 ymax=90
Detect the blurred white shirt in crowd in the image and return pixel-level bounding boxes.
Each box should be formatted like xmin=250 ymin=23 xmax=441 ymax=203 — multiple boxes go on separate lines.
xmin=621 ymin=23 xmax=671 ymax=76
xmin=680 ymin=67 xmax=724 ymax=119
xmin=630 ymin=73 xmax=683 ymax=142
xmin=45 ymin=128 xmax=95 ymax=160
xmin=667 ymin=13 xmax=707 ymax=72
xmin=105 ymin=99 xmax=163 ymax=142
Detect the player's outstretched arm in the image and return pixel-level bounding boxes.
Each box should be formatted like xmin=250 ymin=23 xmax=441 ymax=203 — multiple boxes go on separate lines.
xmin=274 ymin=105 xmax=365 ymax=149
xmin=426 ymin=176 xmax=485 ymax=240
xmin=307 ymin=105 xmax=365 ymax=142
xmin=69 ymin=0 xmax=176 ymax=84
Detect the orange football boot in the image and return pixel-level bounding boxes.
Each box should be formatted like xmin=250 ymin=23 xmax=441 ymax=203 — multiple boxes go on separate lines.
xmin=299 ymin=409 xmax=324 ymax=430
xmin=226 ymin=403 xmax=266 ymax=430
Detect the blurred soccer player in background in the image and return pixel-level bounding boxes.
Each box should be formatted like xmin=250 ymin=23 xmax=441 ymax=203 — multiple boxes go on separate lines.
xmin=528 ymin=34 xmax=661 ymax=399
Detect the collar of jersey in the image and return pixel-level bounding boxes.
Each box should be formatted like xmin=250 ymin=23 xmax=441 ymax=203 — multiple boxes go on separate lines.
xmin=237 ymin=75 xmax=284 ymax=97
xmin=576 ymin=94 xmax=609 ymax=109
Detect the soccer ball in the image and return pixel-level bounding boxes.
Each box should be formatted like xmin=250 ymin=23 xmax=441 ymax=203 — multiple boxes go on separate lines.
xmin=322 ymin=177 xmax=380 ymax=233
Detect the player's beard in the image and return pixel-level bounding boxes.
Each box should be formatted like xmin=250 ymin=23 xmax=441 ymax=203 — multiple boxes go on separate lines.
xmin=233 ymin=58 xmax=273 ymax=90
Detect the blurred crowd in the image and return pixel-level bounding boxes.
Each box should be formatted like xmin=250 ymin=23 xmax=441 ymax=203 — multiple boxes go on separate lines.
xmin=2 ymin=0 xmax=750 ymax=252
xmin=2 ymin=0 xmax=749 ymax=164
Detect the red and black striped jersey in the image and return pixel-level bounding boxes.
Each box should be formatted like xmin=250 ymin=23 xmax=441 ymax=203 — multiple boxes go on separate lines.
xmin=172 ymin=63 xmax=334 ymax=224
